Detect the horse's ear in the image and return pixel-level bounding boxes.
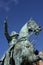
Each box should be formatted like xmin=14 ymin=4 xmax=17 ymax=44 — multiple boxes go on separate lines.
xmin=29 ymin=18 xmax=36 ymax=25
xmin=29 ymin=18 xmax=33 ymax=22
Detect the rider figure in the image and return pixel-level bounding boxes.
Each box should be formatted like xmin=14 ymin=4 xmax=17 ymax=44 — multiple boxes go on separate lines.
xmin=0 ymin=17 xmax=19 ymax=63
xmin=4 ymin=17 xmax=19 ymax=46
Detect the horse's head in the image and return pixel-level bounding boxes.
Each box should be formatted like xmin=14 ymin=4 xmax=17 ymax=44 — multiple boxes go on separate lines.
xmin=27 ymin=18 xmax=42 ymax=35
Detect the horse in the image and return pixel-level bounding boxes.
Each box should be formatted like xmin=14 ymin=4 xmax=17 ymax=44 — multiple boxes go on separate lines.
xmin=12 ymin=18 xmax=42 ymax=65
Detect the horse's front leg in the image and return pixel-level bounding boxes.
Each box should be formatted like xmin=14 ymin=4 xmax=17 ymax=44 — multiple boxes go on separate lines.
xmin=29 ymin=53 xmax=43 ymax=63
xmin=28 ymin=54 xmax=41 ymax=63
xmin=38 ymin=53 xmax=43 ymax=61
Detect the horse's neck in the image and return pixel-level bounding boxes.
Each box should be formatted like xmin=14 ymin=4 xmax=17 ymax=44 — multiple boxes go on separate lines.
xmin=19 ymin=23 xmax=30 ymax=39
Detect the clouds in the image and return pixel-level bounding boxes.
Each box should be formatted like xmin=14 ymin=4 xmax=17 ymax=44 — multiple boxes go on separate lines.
xmin=0 ymin=0 xmax=19 ymax=12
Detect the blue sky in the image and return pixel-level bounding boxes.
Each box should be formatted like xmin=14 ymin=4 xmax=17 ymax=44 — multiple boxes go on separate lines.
xmin=0 ymin=0 xmax=43 ymax=58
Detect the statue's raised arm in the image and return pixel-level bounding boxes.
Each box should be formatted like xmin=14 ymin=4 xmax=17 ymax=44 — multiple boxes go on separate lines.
xmin=4 ymin=17 xmax=12 ymax=43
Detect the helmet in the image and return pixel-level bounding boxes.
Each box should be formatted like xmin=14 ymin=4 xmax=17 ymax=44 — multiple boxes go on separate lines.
xmin=10 ymin=31 xmax=19 ymax=37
